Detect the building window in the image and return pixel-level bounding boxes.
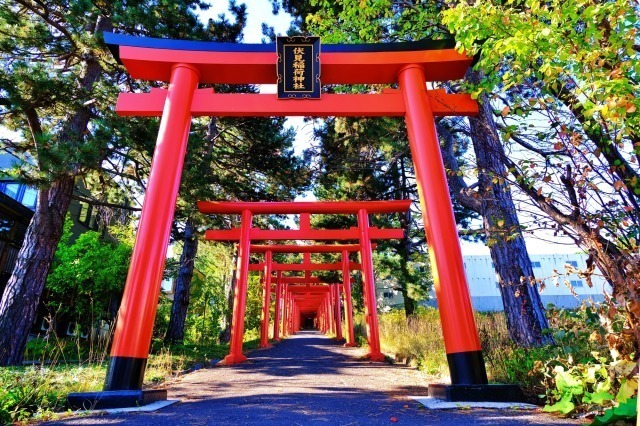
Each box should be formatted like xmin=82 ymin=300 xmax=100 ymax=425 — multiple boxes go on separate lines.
xmin=570 ymin=280 xmax=583 ymax=288
xmin=566 ymin=260 xmax=578 ymax=267
xmin=78 ymin=201 xmax=98 ymax=229
xmin=531 ymin=261 xmax=541 ymax=268
xmin=496 ymin=281 xmax=501 ymax=288
xmin=0 ymin=182 xmax=37 ymax=209
xmin=383 ymin=291 xmax=394 ymax=298
xmin=21 ymin=187 xmax=37 ymax=209
xmin=491 ymin=261 xmax=495 ymax=268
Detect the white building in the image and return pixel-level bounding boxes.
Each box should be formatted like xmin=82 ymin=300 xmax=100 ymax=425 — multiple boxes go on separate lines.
xmin=377 ymin=254 xmax=610 ymax=312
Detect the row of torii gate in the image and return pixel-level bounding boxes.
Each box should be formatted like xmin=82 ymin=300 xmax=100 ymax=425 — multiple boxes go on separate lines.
xmin=199 ymin=201 xmax=411 ymax=364
xmin=69 ymin=32 xmax=523 ymax=408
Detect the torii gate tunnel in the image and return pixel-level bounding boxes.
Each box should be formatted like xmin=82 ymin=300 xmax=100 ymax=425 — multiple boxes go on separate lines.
xmin=200 ymin=203 xmax=408 ymax=364
xmin=100 ymin=33 xmax=490 ymax=395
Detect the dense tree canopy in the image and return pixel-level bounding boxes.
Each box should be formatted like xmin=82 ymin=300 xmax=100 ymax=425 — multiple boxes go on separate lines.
xmin=0 ymin=0 xmax=213 ymax=365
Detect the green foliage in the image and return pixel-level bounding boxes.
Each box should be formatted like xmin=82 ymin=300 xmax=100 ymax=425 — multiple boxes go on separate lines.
xmin=590 ymin=397 xmax=637 ymax=426
xmin=0 ymin=0 xmax=211 ymax=185
xmin=0 ymin=336 xmax=257 ymax=423
xmin=45 ymin=219 xmax=132 ymax=329
xmin=370 ymin=303 xmax=637 ymax=422
xmin=0 ymin=365 xmax=104 ymax=423
xmin=182 ymin=243 xmax=234 ymax=345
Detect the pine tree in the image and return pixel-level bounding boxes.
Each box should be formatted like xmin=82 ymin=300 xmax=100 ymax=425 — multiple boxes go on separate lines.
xmin=0 ymin=0 xmax=211 ymax=366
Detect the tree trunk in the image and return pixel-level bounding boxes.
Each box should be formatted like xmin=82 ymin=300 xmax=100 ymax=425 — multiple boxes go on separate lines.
xmin=466 ymin=69 xmax=553 ymax=346
xmin=164 ymin=219 xmax=198 ymax=345
xmin=0 ymin=175 xmax=75 ymax=365
xmin=219 ymin=246 xmax=238 ymax=344
xmin=393 ymin=157 xmax=419 ymax=319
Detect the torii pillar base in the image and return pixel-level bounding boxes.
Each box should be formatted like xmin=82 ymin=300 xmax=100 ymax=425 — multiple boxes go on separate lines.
xmin=68 ymin=389 xmax=167 ymax=410
xmin=222 ymin=353 xmax=247 ymax=365
xmin=364 ymin=352 xmax=386 ymax=362
xmin=258 ymin=343 xmax=273 ymax=349
xmin=428 ymin=384 xmax=523 ymax=402
xmin=343 ymin=343 xmax=357 ymax=348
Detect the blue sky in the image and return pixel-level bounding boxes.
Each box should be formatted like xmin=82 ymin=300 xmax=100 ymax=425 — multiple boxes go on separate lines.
xmin=199 ymin=0 xmax=293 ymax=43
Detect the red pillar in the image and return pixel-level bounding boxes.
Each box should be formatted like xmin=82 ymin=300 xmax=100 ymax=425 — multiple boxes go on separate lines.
xmin=326 ymin=292 xmax=333 ymax=335
xmin=334 ymin=284 xmax=343 ymax=341
xmin=358 ymin=208 xmax=385 ymax=362
xmin=323 ymin=299 xmax=328 ymax=333
xmin=399 ymin=65 xmax=487 ymax=385
xmin=289 ymin=292 xmax=296 ymax=334
xmin=259 ymin=251 xmax=273 ymax=348
xmin=105 ymin=63 xmax=199 ymax=391
xmin=342 ymin=250 xmax=356 ymax=347
xmin=282 ymin=285 xmax=289 ymax=337
xmin=273 ymin=271 xmax=282 ymax=341
xmin=223 ymin=209 xmax=252 ymax=364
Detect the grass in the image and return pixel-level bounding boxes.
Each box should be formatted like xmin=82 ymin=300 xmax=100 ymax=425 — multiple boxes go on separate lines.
xmin=370 ymin=308 xmax=450 ymax=377
xmin=0 ymin=364 xmax=104 ymax=423
xmin=0 ymin=335 xmax=261 ymax=424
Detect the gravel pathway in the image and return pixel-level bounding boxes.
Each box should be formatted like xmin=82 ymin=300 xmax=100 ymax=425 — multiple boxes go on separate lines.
xmin=45 ymin=330 xmax=583 ymax=425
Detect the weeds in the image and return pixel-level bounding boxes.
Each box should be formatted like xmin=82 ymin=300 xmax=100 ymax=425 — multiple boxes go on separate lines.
xmin=368 ymin=304 xmax=638 ymax=422
xmin=1 ymin=334 xmax=258 ymax=424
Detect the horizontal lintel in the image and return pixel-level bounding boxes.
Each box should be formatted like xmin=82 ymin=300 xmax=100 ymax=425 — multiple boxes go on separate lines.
xmin=198 ymin=199 xmax=411 ymax=215
xmin=249 ymin=262 xmax=361 ymax=272
xmin=204 ymin=227 xmax=404 ymax=241
xmin=116 ymin=90 xmax=477 ymax=117
xmin=250 ymin=244 xmax=371 ymax=253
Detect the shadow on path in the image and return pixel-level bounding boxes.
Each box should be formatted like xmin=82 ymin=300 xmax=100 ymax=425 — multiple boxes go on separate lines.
xmin=44 ymin=330 xmax=582 ymax=426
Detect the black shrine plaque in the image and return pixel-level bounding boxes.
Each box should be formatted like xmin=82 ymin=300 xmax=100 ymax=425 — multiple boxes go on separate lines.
xmin=277 ymin=36 xmax=321 ymax=99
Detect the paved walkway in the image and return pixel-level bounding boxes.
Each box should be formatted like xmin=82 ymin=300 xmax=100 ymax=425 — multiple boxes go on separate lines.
xmin=46 ymin=331 xmax=582 ymax=425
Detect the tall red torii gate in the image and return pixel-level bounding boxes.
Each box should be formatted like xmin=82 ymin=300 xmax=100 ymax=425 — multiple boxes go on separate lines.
xmin=69 ymin=32 xmax=515 ymax=409
xmin=200 ymin=202 xmax=409 ymax=364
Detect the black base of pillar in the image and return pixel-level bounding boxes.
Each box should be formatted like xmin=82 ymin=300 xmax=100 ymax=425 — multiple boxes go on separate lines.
xmin=428 ymin=383 xmax=523 ymax=402
xmin=447 ymin=350 xmax=488 ymax=385
xmin=67 ymin=389 xmax=167 ymax=410
xmin=104 ymin=356 xmax=147 ymax=391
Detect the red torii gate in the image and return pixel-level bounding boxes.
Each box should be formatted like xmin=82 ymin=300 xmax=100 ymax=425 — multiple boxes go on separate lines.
xmin=69 ymin=32 xmax=520 ymax=409
xmin=201 ymin=201 xmax=409 ymax=364
xmin=251 ymin=243 xmax=365 ymax=346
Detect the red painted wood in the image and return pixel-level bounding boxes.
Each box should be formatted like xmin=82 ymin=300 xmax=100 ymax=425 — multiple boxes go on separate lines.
xmin=342 ymin=250 xmax=356 ymax=347
xmin=198 ymin=200 xmax=410 ymax=214
xmin=109 ymin=64 xmax=199 ymax=360
xmin=223 ymin=209 xmax=252 ymax=364
xmin=278 ymin=277 xmax=324 ymax=284
xmin=250 ymin=244 xmax=371 ymax=253
xmin=334 ymin=284 xmax=343 ymax=340
xmin=205 ymin=227 xmax=404 ymax=241
xmin=247 ymin=261 xmax=361 ymax=271
xmin=273 ymin=271 xmax=282 ymax=341
xmin=399 ymin=65 xmax=482 ymax=355
xmin=358 ymin=209 xmax=385 ymax=362
xmin=118 ymin=46 xmax=472 ymax=84
xmin=116 ymin=90 xmax=477 ymax=117
xmin=259 ymin=251 xmax=273 ymax=348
